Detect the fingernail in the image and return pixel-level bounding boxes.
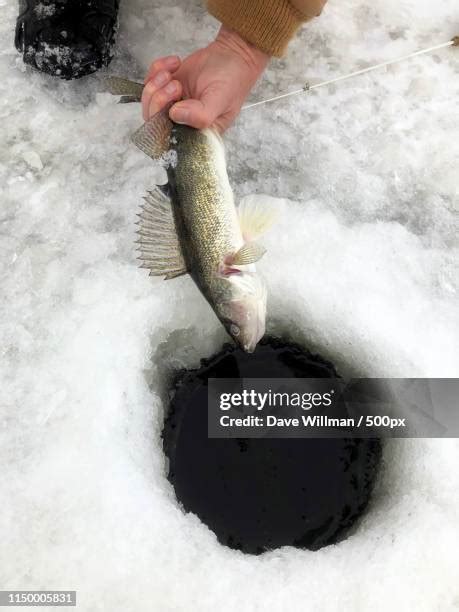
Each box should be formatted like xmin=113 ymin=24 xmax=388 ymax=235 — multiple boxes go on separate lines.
xmin=153 ymin=70 xmax=168 ymax=87
xmin=165 ymin=82 xmax=177 ymax=95
xmin=171 ymin=105 xmax=189 ymax=123
xmin=165 ymin=55 xmax=180 ymax=67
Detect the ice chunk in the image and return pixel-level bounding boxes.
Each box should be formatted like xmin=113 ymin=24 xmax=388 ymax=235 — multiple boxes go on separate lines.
xmin=22 ymin=150 xmax=43 ymax=170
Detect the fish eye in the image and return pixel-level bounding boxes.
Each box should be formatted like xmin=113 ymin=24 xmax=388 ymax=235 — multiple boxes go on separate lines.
xmin=230 ymin=324 xmax=240 ymax=337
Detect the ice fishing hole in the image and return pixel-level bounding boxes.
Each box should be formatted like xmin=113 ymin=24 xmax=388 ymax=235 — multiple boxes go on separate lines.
xmin=162 ymin=336 xmax=382 ymax=555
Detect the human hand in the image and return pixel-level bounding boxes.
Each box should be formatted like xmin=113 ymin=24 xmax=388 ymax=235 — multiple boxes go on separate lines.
xmin=142 ymin=26 xmax=270 ymax=133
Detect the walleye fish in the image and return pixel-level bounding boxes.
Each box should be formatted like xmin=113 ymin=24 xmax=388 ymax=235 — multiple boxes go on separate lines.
xmin=107 ymin=77 xmax=277 ymax=352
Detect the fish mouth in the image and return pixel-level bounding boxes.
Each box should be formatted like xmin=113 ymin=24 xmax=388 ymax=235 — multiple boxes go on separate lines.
xmin=236 ymin=322 xmax=265 ymax=353
xmin=222 ymin=285 xmax=267 ymax=353
xmin=229 ymin=329 xmax=259 ymax=353
xmin=241 ymin=342 xmax=256 ymax=354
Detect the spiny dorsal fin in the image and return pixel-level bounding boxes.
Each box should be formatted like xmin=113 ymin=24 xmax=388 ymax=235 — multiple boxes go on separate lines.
xmin=136 ymin=186 xmax=187 ymax=280
xmin=104 ymin=77 xmax=144 ymax=102
xmin=231 ymin=242 xmax=266 ymax=266
xmin=131 ymin=111 xmax=173 ymax=161
xmin=238 ymin=195 xmax=280 ymax=242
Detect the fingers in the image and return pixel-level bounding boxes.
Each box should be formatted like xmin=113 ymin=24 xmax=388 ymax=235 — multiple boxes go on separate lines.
xmin=169 ymin=88 xmax=229 ymax=131
xmin=142 ymin=79 xmax=183 ymax=121
xmin=142 ymin=55 xmax=182 ymax=121
xmin=144 ymin=55 xmax=180 ymax=84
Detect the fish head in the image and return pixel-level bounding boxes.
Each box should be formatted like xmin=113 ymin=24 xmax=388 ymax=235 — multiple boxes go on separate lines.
xmin=215 ymin=271 xmax=267 ymax=353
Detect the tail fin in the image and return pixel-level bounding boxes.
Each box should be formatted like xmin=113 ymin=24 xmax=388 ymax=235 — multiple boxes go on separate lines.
xmin=104 ymin=77 xmax=144 ymax=103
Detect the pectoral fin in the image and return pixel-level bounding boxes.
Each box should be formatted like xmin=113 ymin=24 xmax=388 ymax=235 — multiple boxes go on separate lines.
xmin=230 ymin=242 xmax=267 ymax=266
xmin=136 ymin=186 xmax=187 ymax=279
xmin=238 ymin=195 xmax=280 ymax=242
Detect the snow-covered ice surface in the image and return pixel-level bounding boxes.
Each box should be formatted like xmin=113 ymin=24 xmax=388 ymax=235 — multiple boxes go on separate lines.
xmin=1 ymin=0 xmax=459 ymax=610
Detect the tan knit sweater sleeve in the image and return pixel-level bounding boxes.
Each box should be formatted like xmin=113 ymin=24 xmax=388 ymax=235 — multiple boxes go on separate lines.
xmin=206 ymin=0 xmax=327 ymax=57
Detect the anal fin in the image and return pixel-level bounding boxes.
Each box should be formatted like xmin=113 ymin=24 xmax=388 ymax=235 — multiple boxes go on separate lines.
xmin=238 ymin=195 xmax=280 ymax=242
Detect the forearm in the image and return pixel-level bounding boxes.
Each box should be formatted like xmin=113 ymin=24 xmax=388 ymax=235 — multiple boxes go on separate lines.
xmin=206 ymin=0 xmax=327 ymax=57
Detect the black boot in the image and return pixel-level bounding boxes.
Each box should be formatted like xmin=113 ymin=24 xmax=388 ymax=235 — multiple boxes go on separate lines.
xmin=15 ymin=0 xmax=120 ymax=79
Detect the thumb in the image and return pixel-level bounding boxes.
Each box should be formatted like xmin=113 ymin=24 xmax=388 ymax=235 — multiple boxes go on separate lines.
xmin=169 ymin=88 xmax=228 ymax=130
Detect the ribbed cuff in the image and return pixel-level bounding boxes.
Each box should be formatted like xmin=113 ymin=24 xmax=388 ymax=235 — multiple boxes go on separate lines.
xmin=207 ymin=0 xmax=308 ymax=57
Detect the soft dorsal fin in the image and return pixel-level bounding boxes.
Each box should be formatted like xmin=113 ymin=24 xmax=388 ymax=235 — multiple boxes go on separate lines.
xmin=230 ymin=242 xmax=266 ymax=266
xmin=105 ymin=78 xmax=172 ymax=157
xmin=135 ymin=186 xmax=187 ymax=280
xmin=238 ymin=195 xmax=280 ymax=242
xmin=131 ymin=111 xmax=173 ymax=161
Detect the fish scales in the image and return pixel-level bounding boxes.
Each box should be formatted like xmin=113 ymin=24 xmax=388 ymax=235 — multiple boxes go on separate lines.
xmin=168 ymin=125 xmax=243 ymax=298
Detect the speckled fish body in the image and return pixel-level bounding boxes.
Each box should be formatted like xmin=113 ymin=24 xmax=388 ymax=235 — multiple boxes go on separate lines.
xmin=166 ymin=124 xmax=244 ymax=308
xmin=105 ymin=76 xmax=273 ymax=351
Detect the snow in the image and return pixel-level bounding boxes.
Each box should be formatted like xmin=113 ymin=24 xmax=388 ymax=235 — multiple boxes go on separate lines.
xmin=1 ymin=0 xmax=458 ymax=610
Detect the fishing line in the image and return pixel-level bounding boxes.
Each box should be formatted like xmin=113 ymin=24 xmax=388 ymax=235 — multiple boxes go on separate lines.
xmin=242 ymin=36 xmax=458 ymax=110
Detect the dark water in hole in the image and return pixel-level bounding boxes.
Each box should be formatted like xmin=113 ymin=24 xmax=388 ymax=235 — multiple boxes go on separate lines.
xmin=163 ymin=336 xmax=382 ymax=555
